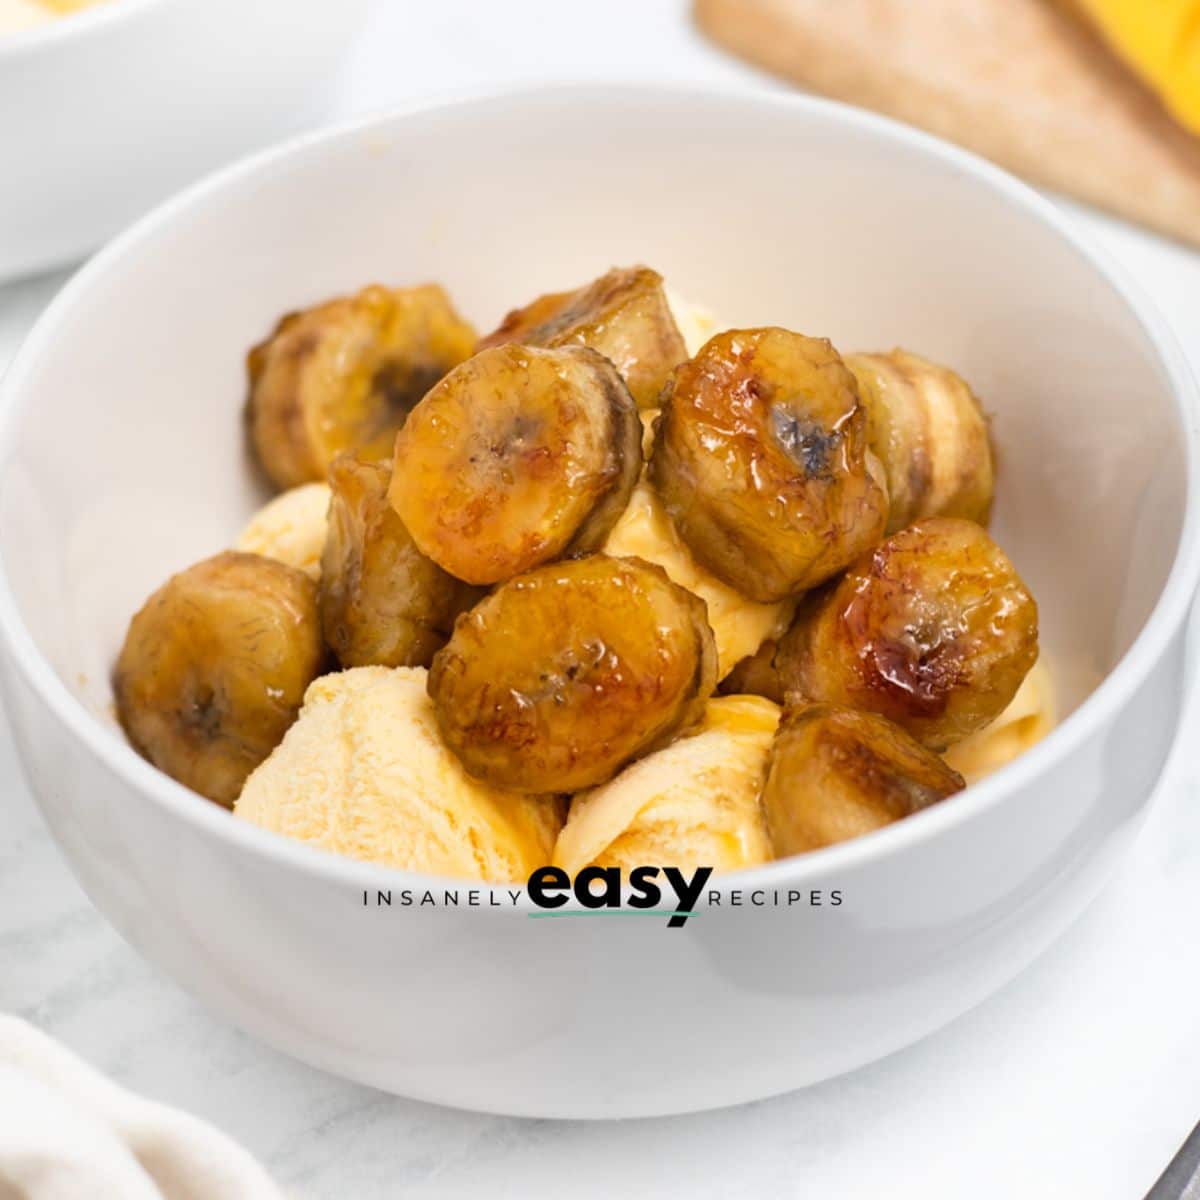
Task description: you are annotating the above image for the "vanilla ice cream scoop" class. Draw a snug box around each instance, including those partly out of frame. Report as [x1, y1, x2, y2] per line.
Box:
[944, 658, 1055, 785]
[235, 666, 563, 881]
[665, 290, 719, 357]
[234, 482, 331, 581]
[554, 695, 779, 875]
[604, 479, 794, 679]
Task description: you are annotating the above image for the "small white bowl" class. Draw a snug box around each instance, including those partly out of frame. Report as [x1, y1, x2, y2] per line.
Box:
[0, 0, 371, 282]
[0, 87, 1196, 1118]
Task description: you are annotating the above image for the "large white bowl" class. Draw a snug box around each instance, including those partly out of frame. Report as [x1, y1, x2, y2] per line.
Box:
[0, 0, 371, 282]
[0, 87, 1196, 1118]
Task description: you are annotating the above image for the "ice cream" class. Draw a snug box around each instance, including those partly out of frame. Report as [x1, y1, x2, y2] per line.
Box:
[604, 478, 794, 679]
[554, 695, 780, 875]
[235, 666, 564, 880]
[235, 482, 330, 581]
[666, 290, 719, 357]
[944, 658, 1055, 785]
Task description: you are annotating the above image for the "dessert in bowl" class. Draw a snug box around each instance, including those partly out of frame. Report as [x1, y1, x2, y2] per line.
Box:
[113, 264, 1047, 875]
[0, 87, 1195, 1117]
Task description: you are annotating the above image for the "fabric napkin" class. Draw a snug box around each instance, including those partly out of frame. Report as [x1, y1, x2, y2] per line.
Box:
[0, 1015, 283, 1199]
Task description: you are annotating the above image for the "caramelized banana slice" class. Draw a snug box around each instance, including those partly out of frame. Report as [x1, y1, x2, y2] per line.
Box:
[776, 518, 1039, 749]
[763, 703, 965, 857]
[477, 266, 687, 408]
[847, 349, 994, 534]
[114, 551, 324, 806]
[390, 344, 641, 585]
[321, 455, 480, 668]
[247, 283, 477, 490]
[650, 328, 889, 602]
[428, 554, 717, 792]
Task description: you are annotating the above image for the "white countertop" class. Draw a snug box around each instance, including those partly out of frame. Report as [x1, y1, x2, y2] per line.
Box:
[3, 3, 1200, 1196]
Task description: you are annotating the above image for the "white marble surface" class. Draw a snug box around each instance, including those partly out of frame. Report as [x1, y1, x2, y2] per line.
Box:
[4, 2, 1200, 1196]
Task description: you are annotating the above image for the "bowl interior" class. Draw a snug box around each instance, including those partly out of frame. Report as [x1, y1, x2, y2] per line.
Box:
[0, 89, 1187, 774]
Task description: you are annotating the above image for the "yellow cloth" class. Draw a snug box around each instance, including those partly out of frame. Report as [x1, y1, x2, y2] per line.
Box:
[1076, 0, 1200, 133]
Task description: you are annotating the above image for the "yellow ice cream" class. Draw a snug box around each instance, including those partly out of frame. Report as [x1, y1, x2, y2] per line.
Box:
[944, 658, 1056, 785]
[665, 290, 719, 357]
[235, 666, 563, 881]
[604, 477, 794, 679]
[235, 482, 330, 581]
[554, 695, 779, 875]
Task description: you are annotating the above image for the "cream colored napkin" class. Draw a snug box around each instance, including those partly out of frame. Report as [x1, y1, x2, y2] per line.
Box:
[0, 1015, 283, 1199]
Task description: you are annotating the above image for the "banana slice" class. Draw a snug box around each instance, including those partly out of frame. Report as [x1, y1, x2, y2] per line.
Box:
[428, 554, 718, 792]
[477, 265, 688, 408]
[321, 454, 480, 669]
[554, 695, 778, 875]
[389, 343, 641, 585]
[763, 703, 965, 857]
[234, 482, 331, 580]
[114, 551, 325, 806]
[776, 517, 1039, 750]
[246, 283, 477, 490]
[650, 328, 889, 602]
[847, 349, 994, 534]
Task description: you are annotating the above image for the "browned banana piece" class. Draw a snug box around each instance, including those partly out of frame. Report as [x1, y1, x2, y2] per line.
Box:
[114, 551, 325, 806]
[320, 455, 480, 669]
[762, 703, 965, 857]
[776, 517, 1038, 750]
[649, 327, 890, 602]
[846, 349, 994, 534]
[477, 265, 688, 408]
[427, 554, 717, 792]
[389, 343, 641, 585]
[247, 283, 477, 490]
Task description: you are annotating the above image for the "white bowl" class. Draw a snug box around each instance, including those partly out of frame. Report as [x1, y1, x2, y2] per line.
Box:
[0, 86, 1196, 1118]
[0, 0, 371, 282]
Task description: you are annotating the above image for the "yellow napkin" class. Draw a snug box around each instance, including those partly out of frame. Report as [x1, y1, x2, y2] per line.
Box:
[1076, 0, 1200, 133]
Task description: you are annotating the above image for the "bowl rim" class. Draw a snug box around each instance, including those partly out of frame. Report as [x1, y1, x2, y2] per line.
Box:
[0, 0, 170, 58]
[1, 82, 1197, 902]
